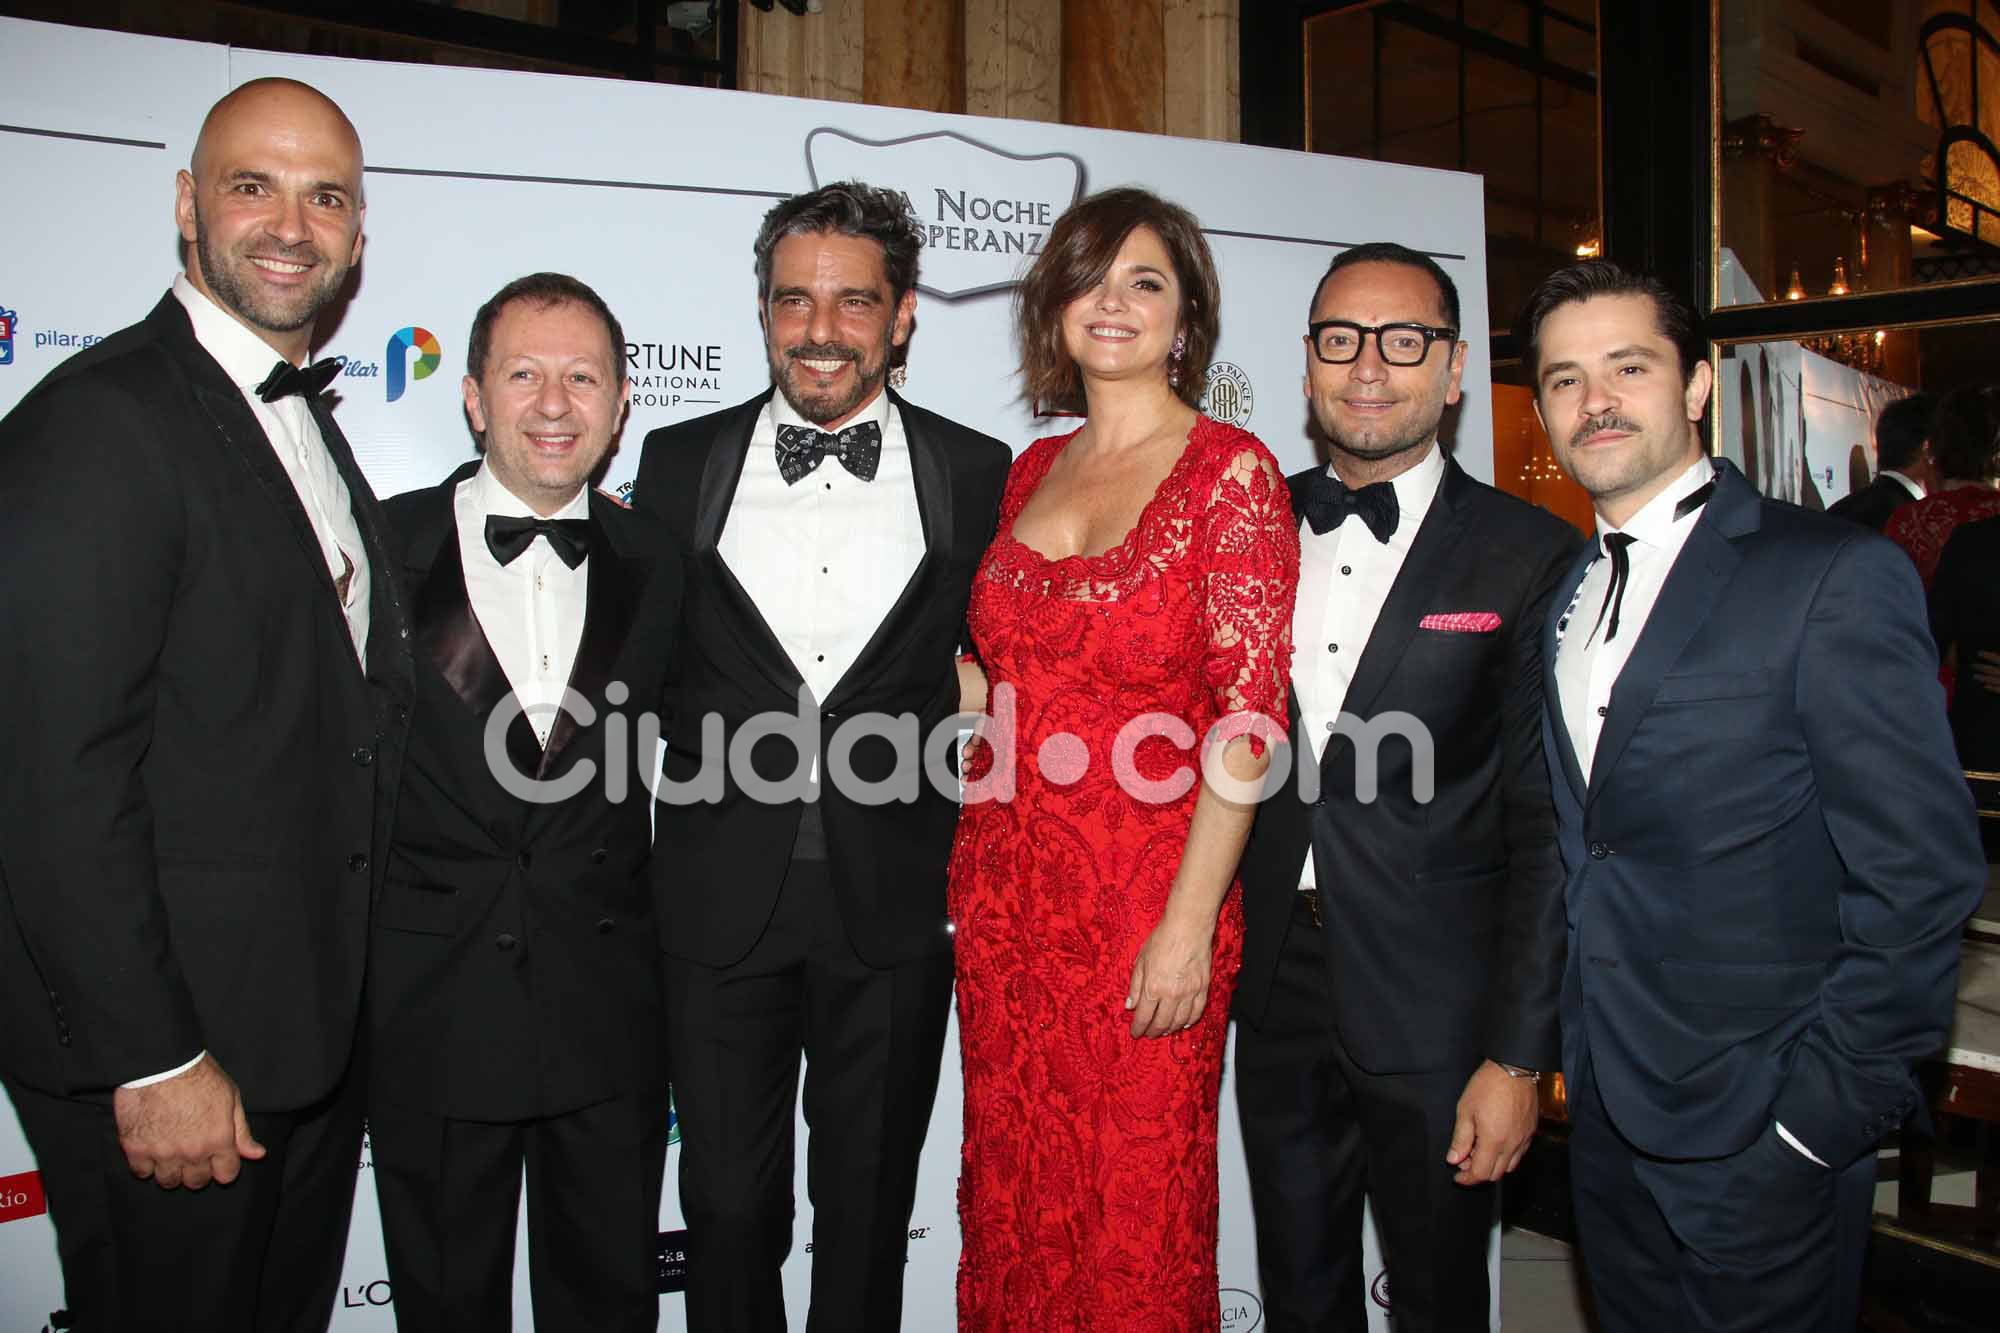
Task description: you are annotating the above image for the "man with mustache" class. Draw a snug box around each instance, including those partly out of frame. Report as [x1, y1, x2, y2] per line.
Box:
[0, 80, 412, 1329]
[634, 181, 1010, 1332]
[1234, 242, 1578, 1331]
[1526, 260, 1983, 1332]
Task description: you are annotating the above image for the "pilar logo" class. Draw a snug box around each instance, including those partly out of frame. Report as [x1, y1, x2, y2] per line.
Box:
[386, 325, 442, 402]
[0, 306, 17, 366]
[805, 128, 1084, 300]
[0, 1168, 47, 1223]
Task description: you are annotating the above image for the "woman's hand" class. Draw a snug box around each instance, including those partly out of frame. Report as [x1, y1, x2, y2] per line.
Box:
[1126, 910, 1216, 1038]
[957, 655, 990, 715]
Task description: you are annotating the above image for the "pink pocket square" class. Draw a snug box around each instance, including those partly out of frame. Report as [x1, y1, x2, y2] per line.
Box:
[1419, 611, 1502, 632]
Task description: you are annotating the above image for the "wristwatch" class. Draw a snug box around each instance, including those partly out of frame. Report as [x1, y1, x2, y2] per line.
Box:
[1497, 1062, 1541, 1084]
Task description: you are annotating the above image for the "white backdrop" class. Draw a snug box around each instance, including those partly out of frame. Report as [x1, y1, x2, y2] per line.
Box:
[0, 17, 1498, 1330]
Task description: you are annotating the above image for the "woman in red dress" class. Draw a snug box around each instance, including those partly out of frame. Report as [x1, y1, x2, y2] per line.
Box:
[949, 188, 1299, 1331]
[1884, 383, 2000, 588]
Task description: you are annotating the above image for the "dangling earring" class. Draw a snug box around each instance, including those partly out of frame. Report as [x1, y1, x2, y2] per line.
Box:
[1168, 332, 1187, 390]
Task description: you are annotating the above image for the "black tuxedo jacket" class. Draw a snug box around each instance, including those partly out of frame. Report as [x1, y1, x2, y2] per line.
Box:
[0, 293, 414, 1109]
[367, 464, 683, 1121]
[1826, 472, 1917, 532]
[1237, 454, 1579, 1076]
[633, 389, 1010, 969]
[1543, 460, 1985, 1167]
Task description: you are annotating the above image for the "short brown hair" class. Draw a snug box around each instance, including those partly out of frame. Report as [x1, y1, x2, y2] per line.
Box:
[466, 271, 627, 386]
[1015, 187, 1220, 412]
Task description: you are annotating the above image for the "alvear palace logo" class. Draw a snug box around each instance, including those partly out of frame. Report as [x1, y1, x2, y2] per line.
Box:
[806, 129, 1084, 299]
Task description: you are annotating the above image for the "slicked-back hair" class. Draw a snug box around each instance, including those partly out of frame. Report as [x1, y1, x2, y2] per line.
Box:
[466, 271, 627, 387]
[1873, 392, 1936, 472]
[1519, 259, 1704, 385]
[1015, 187, 1221, 412]
[1927, 383, 2000, 482]
[752, 180, 923, 308]
[1311, 241, 1461, 331]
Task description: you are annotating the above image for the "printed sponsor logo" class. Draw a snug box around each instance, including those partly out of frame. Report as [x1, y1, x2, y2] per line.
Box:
[1370, 1268, 1392, 1310]
[1219, 1287, 1264, 1332]
[0, 306, 16, 365]
[340, 1278, 393, 1308]
[386, 325, 442, 402]
[658, 1227, 691, 1293]
[0, 1169, 47, 1223]
[625, 338, 725, 410]
[1201, 362, 1255, 427]
[805, 128, 1084, 299]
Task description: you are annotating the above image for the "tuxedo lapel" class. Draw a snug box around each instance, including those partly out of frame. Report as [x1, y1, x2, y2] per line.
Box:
[1586, 468, 1754, 802]
[540, 498, 646, 775]
[824, 391, 953, 710]
[694, 392, 807, 699]
[1320, 457, 1472, 774]
[1543, 543, 1593, 801]
[406, 489, 542, 781]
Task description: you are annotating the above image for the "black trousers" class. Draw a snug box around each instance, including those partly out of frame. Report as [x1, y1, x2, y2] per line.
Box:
[3, 1065, 363, 1333]
[368, 1090, 668, 1332]
[1235, 897, 1496, 1333]
[663, 853, 953, 1333]
[1568, 1061, 1876, 1333]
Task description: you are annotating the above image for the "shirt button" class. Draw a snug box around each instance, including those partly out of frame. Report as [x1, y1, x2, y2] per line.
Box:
[817, 654, 826, 662]
[1327, 643, 1338, 654]
[1596, 705, 1608, 717]
[1341, 565, 1352, 576]
[822, 566, 829, 574]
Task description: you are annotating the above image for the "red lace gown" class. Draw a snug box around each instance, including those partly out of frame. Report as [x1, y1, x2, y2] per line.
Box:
[950, 417, 1298, 1331]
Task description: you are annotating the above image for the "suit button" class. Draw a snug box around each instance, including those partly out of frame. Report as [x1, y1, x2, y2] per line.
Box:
[352, 746, 374, 767]
[517, 850, 533, 870]
[597, 918, 616, 934]
[348, 852, 369, 873]
[495, 933, 518, 951]
[589, 848, 609, 865]
[1588, 842, 1609, 860]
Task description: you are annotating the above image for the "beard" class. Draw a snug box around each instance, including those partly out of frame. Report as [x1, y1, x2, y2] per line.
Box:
[1322, 399, 1446, 464]
[770, 333, 891, 427]
[193, 204, 346, 337]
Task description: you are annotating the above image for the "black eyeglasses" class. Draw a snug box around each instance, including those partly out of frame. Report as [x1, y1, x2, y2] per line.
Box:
[1305, 320, 1459, 366]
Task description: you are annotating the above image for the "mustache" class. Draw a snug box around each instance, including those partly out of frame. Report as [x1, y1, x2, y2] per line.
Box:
[1570, 412, 1642, 447]
[786, 342, 863, 364]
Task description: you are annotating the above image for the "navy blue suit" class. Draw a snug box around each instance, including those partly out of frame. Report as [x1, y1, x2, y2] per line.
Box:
[1542, 459, 1984, 1331]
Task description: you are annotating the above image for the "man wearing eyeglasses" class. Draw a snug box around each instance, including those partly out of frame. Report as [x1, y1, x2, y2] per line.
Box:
[1234, 242, 1581, 1331]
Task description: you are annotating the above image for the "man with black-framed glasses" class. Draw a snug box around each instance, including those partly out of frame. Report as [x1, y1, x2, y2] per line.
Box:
[1235, 241, 1580, 1331]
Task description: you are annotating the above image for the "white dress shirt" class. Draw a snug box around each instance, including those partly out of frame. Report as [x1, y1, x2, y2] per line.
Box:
[1881, 469, 1925, 501]
[456, 463, 592, 745]
[128, 279, 375, 1092]
[1553, 455, 1827, 1166]
[172, 275, 369, 669]
[717, 390, 925, 704]
[1291, 443, 1445, 891]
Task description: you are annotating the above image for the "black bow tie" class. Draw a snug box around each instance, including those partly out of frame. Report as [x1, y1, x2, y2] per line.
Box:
[484, 514, 595, 569]
[1304, 471, 1399, 542]
[775, 420, 883, 486]
[256, 357, 344, 403]
[1591, 478, 1717, 645]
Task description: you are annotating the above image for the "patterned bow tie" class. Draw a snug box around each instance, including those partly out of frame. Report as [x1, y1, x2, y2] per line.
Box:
[484, 514, 595, 569]
[1303, 471, 1399, 542]
[256, 357, 345, 403]
[775, 420, 883, 486]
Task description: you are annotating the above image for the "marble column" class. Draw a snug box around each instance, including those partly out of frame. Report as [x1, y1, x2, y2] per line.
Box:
[865, 0, 966, 112]
[1164, 0, 1238, 142]
[1062, 0, 1166, 134]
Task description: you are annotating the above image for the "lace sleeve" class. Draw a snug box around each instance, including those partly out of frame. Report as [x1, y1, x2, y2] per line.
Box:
[1198, 439, 1298, 752]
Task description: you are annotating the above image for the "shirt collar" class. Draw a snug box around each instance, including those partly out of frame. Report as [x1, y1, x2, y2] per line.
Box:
[1881, 469, 1925, 500]
[770, 385, 893, 434]
[470, 459, 591, 521]
[172, 273, 310, 391]
[1599, 455, 1715, 551]
[1321, 438, 1446, 512]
